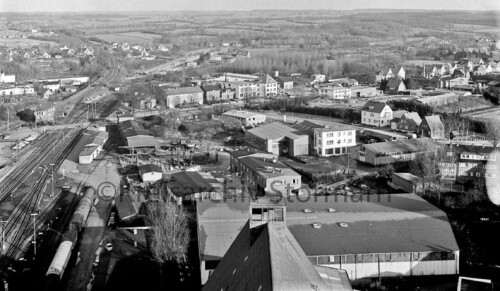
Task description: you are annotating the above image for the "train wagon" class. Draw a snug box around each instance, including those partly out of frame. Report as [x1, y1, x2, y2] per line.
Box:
[70, 187, 95, 231]
[46, 240, 74, 279]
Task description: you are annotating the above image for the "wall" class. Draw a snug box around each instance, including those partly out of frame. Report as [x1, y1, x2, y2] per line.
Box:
[289, 135, 309, 157]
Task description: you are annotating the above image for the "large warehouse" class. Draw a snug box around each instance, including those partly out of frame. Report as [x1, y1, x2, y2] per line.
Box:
[118, 120, 156, 148]
[245, 122, 309, 157]
[196, 194, 460, 284]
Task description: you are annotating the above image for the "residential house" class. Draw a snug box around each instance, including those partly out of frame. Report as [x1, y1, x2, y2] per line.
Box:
[138, 164, 163, 183]
[224, 81, 260, 99]
[311, 74, 326, 84]
[163, 86, 204, 108]
[201, 84, 222, 103]
[354, 138, 439, 166]
[454, 145, 497, 184]
[257, 74, 278, 97]
[396, 112, 422, 132]
[313, 125, 356, 157]
[34, 104, 55, 123]
[245, 122, 309, 157]
[39, 89, 54, 99]
[274, 76, 294, 90]
[474, 65, 487, 75]
[221, 110, 266, 127]
[361, 101, 393, 127]
[418, 115, 445, 139]
[197, 194, 459, 284]
[390, 110, 409, 130]
[41, 80, 61, 92]
[386, 79, 407, 93]
[220, 86, 235, 100]
[376, 66, 405, 83]
[121, 43, 130, 51]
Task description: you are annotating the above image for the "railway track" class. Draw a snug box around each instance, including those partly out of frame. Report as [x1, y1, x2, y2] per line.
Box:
[65, 54, 120, 124]
[0, 128, 76, 205]
[0, 126, 84, 271]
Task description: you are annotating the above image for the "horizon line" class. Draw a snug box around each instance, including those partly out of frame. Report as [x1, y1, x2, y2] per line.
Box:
[1, 8, 500, 13]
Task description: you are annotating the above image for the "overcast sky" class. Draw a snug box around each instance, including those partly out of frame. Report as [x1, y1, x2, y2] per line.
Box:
[1, 0, 499, 12]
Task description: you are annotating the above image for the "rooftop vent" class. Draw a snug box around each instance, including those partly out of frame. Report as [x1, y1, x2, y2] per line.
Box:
[328, 208, 336, 213]
[312, 223, 321, 229]
[338, 222, 349, 228]
[304, 209, 312, 213]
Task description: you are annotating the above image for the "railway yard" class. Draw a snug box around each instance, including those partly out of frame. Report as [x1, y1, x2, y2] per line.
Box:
[0, 54, 122, 290]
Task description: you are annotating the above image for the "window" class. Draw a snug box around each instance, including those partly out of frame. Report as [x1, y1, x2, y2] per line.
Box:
[252, 208, 262, 221]
[476, 172, 481, 177]
[348, 139, 352, 143]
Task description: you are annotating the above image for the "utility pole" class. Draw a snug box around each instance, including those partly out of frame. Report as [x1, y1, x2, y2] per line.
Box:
[30, 213, 38, 258]
[50, 163, 55, 198]
[0, 220, 8, 255]
[7, 108, 9, 132]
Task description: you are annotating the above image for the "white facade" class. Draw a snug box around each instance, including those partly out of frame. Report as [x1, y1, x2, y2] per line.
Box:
[141, 171, 162, 183]
[0, 72, 15, 83]
[259, 82, 278, 96]
[221, 111, 266, 127]
[314, 129, 356, 157]
[319, 87, 352, 99]
[316, 250, 459, 281]
[362, 105, 393, 127]
[225, 82, 260, 99]
[0, 85, 35, 96]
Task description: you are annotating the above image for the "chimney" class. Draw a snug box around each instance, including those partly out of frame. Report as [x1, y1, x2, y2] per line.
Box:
[283, 115, 286, 122]
[275, 71, 279, 77]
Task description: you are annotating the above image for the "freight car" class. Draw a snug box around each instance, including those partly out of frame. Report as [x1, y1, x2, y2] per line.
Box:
[45, 187, 95, 288]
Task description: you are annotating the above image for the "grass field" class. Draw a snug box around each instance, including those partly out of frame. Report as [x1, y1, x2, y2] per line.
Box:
[468, 107, 500, 123]
[0, 38, 57, 48]
[93, 32, 161, 45]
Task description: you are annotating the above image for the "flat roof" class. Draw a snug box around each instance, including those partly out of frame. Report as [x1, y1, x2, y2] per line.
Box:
[363, 138, 438, 154]
[197, 194, 459, 260]
[222, 110, 264, 119]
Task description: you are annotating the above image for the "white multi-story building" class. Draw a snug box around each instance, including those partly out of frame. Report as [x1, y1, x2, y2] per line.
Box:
[257, 74, 278, 97]
[224, 81, 260, 99]
[318, 86, 352, 99]
[314, 127, 356, 156]
[361, 101, 393, 127]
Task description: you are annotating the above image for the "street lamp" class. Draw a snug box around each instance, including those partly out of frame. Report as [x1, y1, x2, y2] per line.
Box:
[30, 213, 38, 258]
[0, 220, 8, 255]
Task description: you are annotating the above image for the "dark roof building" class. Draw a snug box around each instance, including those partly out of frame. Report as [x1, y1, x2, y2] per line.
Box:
[203, 221, 353, 291]
[197, 194, 460, 284]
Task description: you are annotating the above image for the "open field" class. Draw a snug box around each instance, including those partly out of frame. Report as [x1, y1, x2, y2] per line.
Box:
[0, 38, 57, 48]
[93, 32, 161, 45]
[467, 107, 500, 123]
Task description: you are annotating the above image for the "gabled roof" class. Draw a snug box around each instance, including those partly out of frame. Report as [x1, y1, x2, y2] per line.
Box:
[246, 122, 308, 140]
[257, 74, 277, 84]
[422, 115, 444, 132]
[200, 84, 222, 92]
[138, 164, 162, 174]
[392, 110, 409, 119]
[197, 193, 460, 264]
[387, 79, 403, 89]
[401, 112, 422, 125]
[361, 101, 389, 113]
[203, 221, 352, 291]
[168, 171, 214, 197]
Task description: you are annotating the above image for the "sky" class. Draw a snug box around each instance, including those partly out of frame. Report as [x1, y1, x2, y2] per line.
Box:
[1, 0, 500, 12]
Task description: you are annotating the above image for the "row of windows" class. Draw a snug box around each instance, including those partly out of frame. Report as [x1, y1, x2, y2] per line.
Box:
[309, 252, 455, 265]
[458, 170, 496, 178]
[325, 131, 353, 137]
[459, 163, 497, 169]
[461, 154, 496, 161]
[326, 139, 353, 145]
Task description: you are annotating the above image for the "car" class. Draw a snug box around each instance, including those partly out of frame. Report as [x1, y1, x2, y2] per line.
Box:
[105, 243, 113, 251]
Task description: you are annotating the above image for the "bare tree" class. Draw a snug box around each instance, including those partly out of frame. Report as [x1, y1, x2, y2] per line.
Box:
[410, 144, 457, 200]
[483, 121, 500, 147]
[147, 198, 190, 265]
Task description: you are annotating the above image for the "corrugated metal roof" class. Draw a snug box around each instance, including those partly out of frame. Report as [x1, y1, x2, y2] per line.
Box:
[222, 110, 264, 119]
[363, 138, 437, 154]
